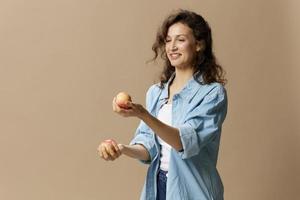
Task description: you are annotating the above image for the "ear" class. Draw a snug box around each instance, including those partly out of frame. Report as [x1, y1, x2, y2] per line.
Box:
[196, 40, 205, 52]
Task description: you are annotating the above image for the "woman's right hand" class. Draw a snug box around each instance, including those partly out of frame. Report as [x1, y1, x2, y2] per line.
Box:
[97, 139, 122, 161]
[112, 97, 148, 119]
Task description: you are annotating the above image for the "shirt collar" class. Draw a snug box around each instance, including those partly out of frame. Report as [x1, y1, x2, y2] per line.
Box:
[159, 70, 203, 101]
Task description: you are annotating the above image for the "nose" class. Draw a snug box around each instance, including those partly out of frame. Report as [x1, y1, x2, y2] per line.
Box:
[171, 45, 178, 51]
[170, 41, 178, 51]
[166, 39, 178, 52]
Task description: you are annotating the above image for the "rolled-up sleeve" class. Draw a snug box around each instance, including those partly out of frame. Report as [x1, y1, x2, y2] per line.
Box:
[129, 85, 158, 164]
[130, 121, 157, 164]
[177, 85, 228, 159]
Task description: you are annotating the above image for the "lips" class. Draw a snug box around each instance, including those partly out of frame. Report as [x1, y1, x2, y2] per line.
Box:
[169, 53, 181, 60]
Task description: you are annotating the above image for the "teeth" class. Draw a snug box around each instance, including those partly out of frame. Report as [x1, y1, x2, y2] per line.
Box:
[170, 54, 180, 59]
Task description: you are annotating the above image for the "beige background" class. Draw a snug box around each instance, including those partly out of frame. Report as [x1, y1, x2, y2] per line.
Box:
[0, 0, 299, 199]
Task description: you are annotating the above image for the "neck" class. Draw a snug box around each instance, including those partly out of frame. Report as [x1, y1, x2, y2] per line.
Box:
[172, 67, 195, 88]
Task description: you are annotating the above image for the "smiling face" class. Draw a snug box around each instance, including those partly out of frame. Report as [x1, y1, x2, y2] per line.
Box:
[165, 22, 201, 69]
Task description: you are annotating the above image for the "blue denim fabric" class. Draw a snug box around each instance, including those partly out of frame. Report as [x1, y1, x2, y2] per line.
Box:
[156, 170, 167, 200]
[130, 72, 227, 200]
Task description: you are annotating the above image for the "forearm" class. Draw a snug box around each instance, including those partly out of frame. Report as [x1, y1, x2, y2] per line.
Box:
[120, 144, 150, 161]
[139, 112, 183, 151]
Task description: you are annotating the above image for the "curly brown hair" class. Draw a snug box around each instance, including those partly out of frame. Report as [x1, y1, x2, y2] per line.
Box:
[150, 9, 227, 88]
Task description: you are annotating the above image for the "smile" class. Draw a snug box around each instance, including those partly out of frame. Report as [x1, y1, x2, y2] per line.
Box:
[169, 53, 181, 59]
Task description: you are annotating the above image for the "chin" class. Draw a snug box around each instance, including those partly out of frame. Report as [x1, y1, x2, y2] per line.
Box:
[172, 63, 188, 69]
[170, 61, 183, 67]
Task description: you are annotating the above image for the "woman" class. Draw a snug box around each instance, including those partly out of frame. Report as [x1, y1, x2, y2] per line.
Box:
[98, 9, 227, 200]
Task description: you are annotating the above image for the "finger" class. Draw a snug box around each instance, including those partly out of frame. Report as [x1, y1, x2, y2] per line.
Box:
[125, 101, 133, 109]
[121, 109, 134, 117]
[98, 148, 103, 158]
[104, 139, 119, 156]
[97, 144, 103, 155]
[113, 97, 123, 113]
[110, 140, 121, 156]
[103, 142, 116, 160]
[97, 144, 101, 152]
[112, 97, 117, 111]
[114, 103, 123, 113]
[113, 97, 120, 108]
[114, 107, 128, 116]
[105, 139, 118, 147]
[101, 144, 110, 160]
[105, 144, 117, 159]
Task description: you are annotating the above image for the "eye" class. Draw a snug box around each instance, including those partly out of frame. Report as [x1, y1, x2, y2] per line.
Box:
[165, 39, 171, 43]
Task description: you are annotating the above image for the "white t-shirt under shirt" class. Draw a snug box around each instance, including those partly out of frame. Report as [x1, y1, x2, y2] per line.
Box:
[156, 103, 172, 172]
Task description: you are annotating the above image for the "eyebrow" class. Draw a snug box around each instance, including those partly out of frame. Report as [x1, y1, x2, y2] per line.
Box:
[166, 34, 188, 38]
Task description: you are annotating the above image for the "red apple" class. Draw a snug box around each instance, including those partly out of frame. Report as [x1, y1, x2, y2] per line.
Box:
[115, 92, 132, 109]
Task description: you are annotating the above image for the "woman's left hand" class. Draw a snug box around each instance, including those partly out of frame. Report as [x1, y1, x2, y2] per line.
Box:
[112, 97, 148, 119]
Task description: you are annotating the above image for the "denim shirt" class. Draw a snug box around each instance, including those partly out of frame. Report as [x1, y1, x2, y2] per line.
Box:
[130, 72, 228, 200]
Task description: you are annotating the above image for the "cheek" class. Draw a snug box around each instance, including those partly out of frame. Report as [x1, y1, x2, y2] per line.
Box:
[180, 43, 195, 53]
[183, 47, 198, 64]
[178, 42, 188, 49]
[182, 46, 196, 60]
